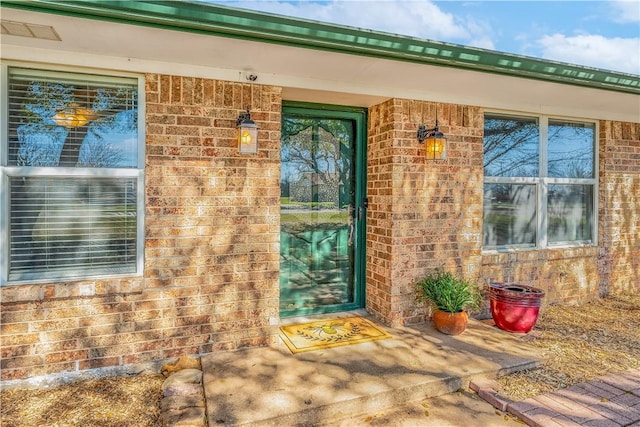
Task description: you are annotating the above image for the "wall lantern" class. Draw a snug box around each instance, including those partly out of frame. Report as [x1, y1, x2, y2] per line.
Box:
[236, 108, 259, 154]
[52, 103, 98, 128]
[417, 120, 447, 160]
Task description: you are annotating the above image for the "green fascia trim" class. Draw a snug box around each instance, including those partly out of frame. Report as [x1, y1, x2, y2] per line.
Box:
[3, 0, 639, 95]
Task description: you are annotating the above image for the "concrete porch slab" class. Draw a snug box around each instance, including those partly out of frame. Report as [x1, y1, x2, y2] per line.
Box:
[201, 315, 543, 426]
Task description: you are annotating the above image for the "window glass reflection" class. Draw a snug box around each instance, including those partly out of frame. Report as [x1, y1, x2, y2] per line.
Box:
[483, 184, 536, 247]
[548, 120, 594, 178]
[484, 115, 539, 177]
[8, 70, 138, 168]
[548, 184, 593, 243]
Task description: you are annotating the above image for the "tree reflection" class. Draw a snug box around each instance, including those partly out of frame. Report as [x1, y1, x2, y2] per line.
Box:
[548, 120, 594, 178]
[483, 115, 539, 177]
[484, 115, 594, 178]
[279, 116, 356, 312]
[10, 80, 136, 168]
[483, 184, 536, 247]
[281, 118, 353, 209]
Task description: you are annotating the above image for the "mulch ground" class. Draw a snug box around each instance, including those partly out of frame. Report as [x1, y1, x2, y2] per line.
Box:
[1, 294, 638, 425]
[0, 374, 164, 427]
[497, 293, 640, 400]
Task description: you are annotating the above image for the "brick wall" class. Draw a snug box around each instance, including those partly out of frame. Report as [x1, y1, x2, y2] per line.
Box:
[366, 99, 484, 326]
[0, 75, 282, 381]
[598, 121, 640, 295]
[365, 100, 395, 325]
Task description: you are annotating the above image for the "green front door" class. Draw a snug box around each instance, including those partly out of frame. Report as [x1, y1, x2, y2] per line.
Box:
[280, 103, 367, 317]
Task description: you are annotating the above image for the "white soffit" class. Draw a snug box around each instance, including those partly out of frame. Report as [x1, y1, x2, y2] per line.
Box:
[1, 8, 638, 122]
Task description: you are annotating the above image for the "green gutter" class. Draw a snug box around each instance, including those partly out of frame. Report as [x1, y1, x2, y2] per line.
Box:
[3, 0, 639, 95]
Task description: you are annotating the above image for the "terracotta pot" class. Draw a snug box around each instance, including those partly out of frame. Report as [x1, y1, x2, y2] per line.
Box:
[432, 309, 468, 335]
[489, 283, 545, 333]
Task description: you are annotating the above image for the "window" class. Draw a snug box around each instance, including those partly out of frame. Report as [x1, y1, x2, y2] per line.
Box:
[1, 66, 144, 284]
[483, 113, 596, 250]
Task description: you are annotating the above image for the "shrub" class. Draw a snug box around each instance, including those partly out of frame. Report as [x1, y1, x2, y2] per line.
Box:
[416, 270, 482, 313]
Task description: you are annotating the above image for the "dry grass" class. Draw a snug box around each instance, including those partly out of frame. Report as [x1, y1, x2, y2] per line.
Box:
[497, 293, 640, 400]
[0, 374, 164, 427]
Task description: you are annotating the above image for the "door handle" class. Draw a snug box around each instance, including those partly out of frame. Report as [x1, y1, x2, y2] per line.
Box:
[348, 205, 355, 247]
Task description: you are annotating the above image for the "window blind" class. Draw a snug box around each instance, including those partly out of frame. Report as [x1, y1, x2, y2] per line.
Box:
[9, 176, 138, 282]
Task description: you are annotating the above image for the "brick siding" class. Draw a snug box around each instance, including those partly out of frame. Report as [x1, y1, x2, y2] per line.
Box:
[598, 121, 640, 295]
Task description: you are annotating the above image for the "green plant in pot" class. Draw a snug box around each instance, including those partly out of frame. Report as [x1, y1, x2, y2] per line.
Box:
[416, 270, 482, 335]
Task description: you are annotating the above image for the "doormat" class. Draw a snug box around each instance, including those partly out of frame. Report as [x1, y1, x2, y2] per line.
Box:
[279, 316, 392, 354]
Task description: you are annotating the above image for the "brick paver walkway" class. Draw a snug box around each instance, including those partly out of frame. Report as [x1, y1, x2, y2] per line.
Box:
[473, 369, 640, 427]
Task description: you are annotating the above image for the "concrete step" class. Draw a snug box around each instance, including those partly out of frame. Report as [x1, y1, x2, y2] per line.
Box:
[201, 317, 543, 426]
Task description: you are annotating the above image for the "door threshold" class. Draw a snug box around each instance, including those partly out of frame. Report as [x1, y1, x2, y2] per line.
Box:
[278, 308, 370, 326]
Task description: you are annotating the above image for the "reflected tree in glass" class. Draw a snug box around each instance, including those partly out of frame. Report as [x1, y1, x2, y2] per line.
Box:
[10, 80, 137, 168]
[484, 115, 539, 177]
[548, 120, 594, 178]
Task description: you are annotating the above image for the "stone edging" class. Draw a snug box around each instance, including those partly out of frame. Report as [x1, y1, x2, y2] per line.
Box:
[158, 357, 207, 427]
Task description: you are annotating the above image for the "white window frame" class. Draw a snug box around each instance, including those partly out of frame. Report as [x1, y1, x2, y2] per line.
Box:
[482, 111, 598, 252]
[0, 62, 145, 285]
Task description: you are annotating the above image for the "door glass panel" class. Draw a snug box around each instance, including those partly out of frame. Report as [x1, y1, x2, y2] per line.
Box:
[280, 116, 355, 314]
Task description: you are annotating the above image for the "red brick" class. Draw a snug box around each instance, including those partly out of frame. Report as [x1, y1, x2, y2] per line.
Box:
[34, 339, 79, 354]
[45, 350, 89, 364]
[477, 388, 510, 412]
[78, 356, 121, 370]
[510, 406, 575, 427]
[0, 322, 29, 335]
[0, 345, 31, 358]
[1, 355, 44, 370]
[1, 333, 40, 346]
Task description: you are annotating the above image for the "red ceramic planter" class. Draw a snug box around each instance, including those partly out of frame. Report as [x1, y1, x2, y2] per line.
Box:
[489, 283, 545, 333]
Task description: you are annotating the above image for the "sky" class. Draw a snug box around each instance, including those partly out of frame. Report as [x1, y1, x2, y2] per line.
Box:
[209, 0, 640, 75]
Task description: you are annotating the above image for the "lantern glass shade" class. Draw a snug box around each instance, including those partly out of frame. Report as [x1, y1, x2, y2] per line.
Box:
[52, 104, 98, 128]
[425, 134, 446, 159]
[238, 124, 258, 154]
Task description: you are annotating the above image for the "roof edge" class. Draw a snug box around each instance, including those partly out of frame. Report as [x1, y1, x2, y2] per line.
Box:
[2, 0, 639, 95]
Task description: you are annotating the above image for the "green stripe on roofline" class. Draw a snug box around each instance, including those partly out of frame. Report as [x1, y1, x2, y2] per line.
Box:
[3, 0, 639, 95]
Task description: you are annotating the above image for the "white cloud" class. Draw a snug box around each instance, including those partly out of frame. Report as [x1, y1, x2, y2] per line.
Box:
[608, 0, 640, 24]
[538, 33, 640, 75]
[229, 1, 471, 40]
[460, 16, 496, 50]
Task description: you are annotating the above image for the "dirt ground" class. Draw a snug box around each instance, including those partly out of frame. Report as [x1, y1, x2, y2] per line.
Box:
[1, 294, 639, 426]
